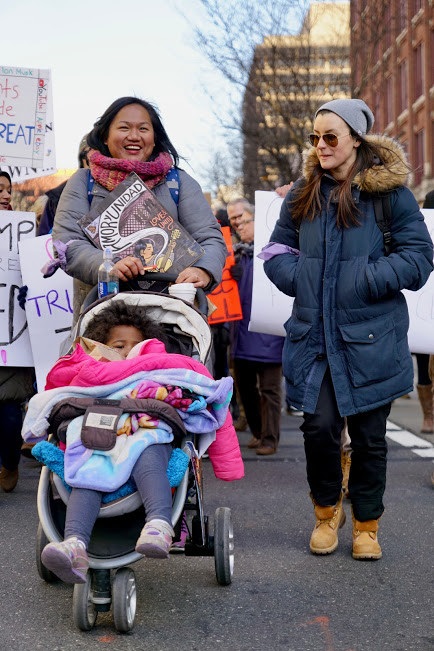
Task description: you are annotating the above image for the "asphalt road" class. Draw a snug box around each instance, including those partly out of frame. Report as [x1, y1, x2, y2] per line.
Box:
[0, 396, 433, 651]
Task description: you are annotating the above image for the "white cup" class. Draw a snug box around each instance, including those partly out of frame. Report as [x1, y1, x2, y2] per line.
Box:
[168, 282, 197, 303]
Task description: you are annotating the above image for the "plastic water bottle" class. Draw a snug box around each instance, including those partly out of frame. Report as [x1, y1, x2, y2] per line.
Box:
[98, 247, 119, 298]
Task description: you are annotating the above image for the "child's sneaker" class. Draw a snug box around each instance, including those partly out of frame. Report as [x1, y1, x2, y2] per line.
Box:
[41, 536, 89, 583]
[135, 519, 174, 558]
[171, 512, 189, 552]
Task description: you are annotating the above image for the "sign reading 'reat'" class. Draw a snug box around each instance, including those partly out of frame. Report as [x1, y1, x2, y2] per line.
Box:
[0, 65, 55, 169]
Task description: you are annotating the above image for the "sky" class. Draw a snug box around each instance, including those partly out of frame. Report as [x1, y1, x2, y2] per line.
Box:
[1, 0, 229, 190]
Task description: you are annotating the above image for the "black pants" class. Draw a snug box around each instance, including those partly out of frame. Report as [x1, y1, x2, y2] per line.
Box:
[0, 401, 23, 471]
[233, 359, 282, 449]
[301, 368, 390, 521]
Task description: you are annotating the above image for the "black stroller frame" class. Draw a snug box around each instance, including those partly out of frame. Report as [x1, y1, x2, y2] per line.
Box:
[35, 275, 235, 633]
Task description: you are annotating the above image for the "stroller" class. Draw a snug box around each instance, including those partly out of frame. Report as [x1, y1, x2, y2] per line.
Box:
[33, 277, 235, 633]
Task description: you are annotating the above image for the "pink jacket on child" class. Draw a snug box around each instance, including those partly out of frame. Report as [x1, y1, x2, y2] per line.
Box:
[46, 339, 244, 481]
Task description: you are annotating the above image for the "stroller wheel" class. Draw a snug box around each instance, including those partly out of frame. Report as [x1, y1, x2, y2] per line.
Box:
[112, 567, 137, 633]
[214, 507, 234, 586]
[36, 523, 58, 584]
[73, 572, 98, 631]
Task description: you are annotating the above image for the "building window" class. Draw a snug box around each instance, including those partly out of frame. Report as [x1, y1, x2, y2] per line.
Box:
[413, 42, 424, 98]
[414, 130, 424, 186]
[398, 60, 407, 114]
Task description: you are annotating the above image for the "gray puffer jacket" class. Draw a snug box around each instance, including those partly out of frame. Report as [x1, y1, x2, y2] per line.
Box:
[52, 168, 227, 319]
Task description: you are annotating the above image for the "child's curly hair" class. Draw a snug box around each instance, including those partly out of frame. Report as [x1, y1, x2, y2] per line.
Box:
[83, 300, 167, 345]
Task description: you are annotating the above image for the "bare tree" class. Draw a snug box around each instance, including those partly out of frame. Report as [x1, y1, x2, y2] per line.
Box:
[185, 0, 351, 200]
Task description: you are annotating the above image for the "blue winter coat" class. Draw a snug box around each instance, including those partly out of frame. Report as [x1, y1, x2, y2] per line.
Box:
[231, 243, 284, 363]
[263, 135, 433, 416]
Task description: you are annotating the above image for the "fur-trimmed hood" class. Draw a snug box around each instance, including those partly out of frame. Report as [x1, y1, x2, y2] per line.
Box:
[302, 134, 409, 194]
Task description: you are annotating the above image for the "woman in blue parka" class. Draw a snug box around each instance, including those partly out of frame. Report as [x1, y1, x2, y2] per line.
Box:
[261, 99, 433, 560]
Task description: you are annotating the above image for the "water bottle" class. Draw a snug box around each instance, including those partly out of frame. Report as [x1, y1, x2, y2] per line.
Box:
[98, 247, 119, 298]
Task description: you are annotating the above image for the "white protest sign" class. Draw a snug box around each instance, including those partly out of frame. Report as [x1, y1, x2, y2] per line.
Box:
[251, 191, 291, 336]
[251, 192, 434, 353]
[0, 210, 36, 366]
[0, 65, 55, 169]
[403, 209, 434, 353]
[19, 235, 73, 391]
[0, 210, 36, 252]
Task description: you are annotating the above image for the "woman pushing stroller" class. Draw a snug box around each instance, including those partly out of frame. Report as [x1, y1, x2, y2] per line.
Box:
[22, 299, 244, 584]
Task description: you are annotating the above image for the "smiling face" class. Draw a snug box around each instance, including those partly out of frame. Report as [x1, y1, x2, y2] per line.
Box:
[0, 175, 12, 210]
[105, 103, 155, 162]
[227, 202, 248, 232]
[105, 325, 144, 359]
[312, 112, 360, 181]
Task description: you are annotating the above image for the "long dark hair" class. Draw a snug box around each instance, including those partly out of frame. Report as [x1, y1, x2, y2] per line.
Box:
[291, 134, 399, 228]
[86, 96, 180, 165]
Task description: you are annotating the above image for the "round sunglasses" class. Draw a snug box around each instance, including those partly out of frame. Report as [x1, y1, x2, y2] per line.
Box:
[308, 132, 352, 148]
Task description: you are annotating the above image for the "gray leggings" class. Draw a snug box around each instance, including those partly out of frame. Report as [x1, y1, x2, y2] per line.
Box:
[64, 443, 173, 547]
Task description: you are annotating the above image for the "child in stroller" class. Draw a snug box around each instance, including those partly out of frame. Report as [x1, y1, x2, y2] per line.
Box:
[24, 296, 244, 587]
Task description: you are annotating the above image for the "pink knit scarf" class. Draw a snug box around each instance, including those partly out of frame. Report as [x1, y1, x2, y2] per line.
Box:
[88, 150, 173, 192]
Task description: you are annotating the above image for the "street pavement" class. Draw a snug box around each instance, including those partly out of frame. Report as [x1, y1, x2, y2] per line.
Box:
[0, 388, 433, 650]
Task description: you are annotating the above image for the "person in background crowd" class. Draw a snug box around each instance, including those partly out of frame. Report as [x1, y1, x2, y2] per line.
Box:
[0, 171, 35, 491]
[230, 203, 284, 455]
[210, 207, 231, 381]
[262, 98, 433, 559]
[418, 190, 434, 438]
[51, 96, 227, 322]
[37, 135, 90, 237]
[227, 198, 252, 244]
[225, 198, 256, 431]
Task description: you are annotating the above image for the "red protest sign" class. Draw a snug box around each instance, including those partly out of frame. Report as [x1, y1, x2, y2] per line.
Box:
[208, 226, 242, 325]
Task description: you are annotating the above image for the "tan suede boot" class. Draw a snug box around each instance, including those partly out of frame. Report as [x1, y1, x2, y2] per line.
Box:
[416, 384, 433, 433]
[352, 515, 382, 560]
[310, 492, 346, 554]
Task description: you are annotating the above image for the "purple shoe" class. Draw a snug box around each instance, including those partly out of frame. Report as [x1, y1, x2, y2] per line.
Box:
[135, 519, 174, 558]
[171, 512, 189, 552]
[41, 537, 89, 583]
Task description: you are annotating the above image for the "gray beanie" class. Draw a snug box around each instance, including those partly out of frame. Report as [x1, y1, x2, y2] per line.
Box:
[315, 98, 374, 136]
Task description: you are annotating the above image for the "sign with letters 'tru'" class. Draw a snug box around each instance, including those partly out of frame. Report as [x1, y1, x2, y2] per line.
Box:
[0, 65, 54, 168]
[19, 235, 73, 391]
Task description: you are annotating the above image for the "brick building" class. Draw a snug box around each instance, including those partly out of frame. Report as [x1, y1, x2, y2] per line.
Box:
[351, 0, 433, 200]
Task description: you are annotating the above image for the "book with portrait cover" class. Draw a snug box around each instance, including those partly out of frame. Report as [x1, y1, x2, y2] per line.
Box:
[78, 172, 204, 289]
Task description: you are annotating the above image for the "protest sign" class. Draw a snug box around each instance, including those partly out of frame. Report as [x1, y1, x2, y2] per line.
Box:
[250, 192, 292, 337]
[0, 210, 36, 366]
[251, 192, 434, 353]
[19, 235, 73, 391]
[0, 65, 55, 169]
[0, 210, 35, 253]
[79, 172, 203, 292]
[208, 226, 242, 325]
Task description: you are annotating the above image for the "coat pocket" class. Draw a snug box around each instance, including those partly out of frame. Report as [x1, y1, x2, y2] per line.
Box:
[338, 317, 400, 387]
[283, 318, 313, 385]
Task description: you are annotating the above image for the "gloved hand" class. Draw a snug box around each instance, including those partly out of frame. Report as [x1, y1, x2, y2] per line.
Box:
[229, 263, 243, 282]
[17, 285, 28, 310]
